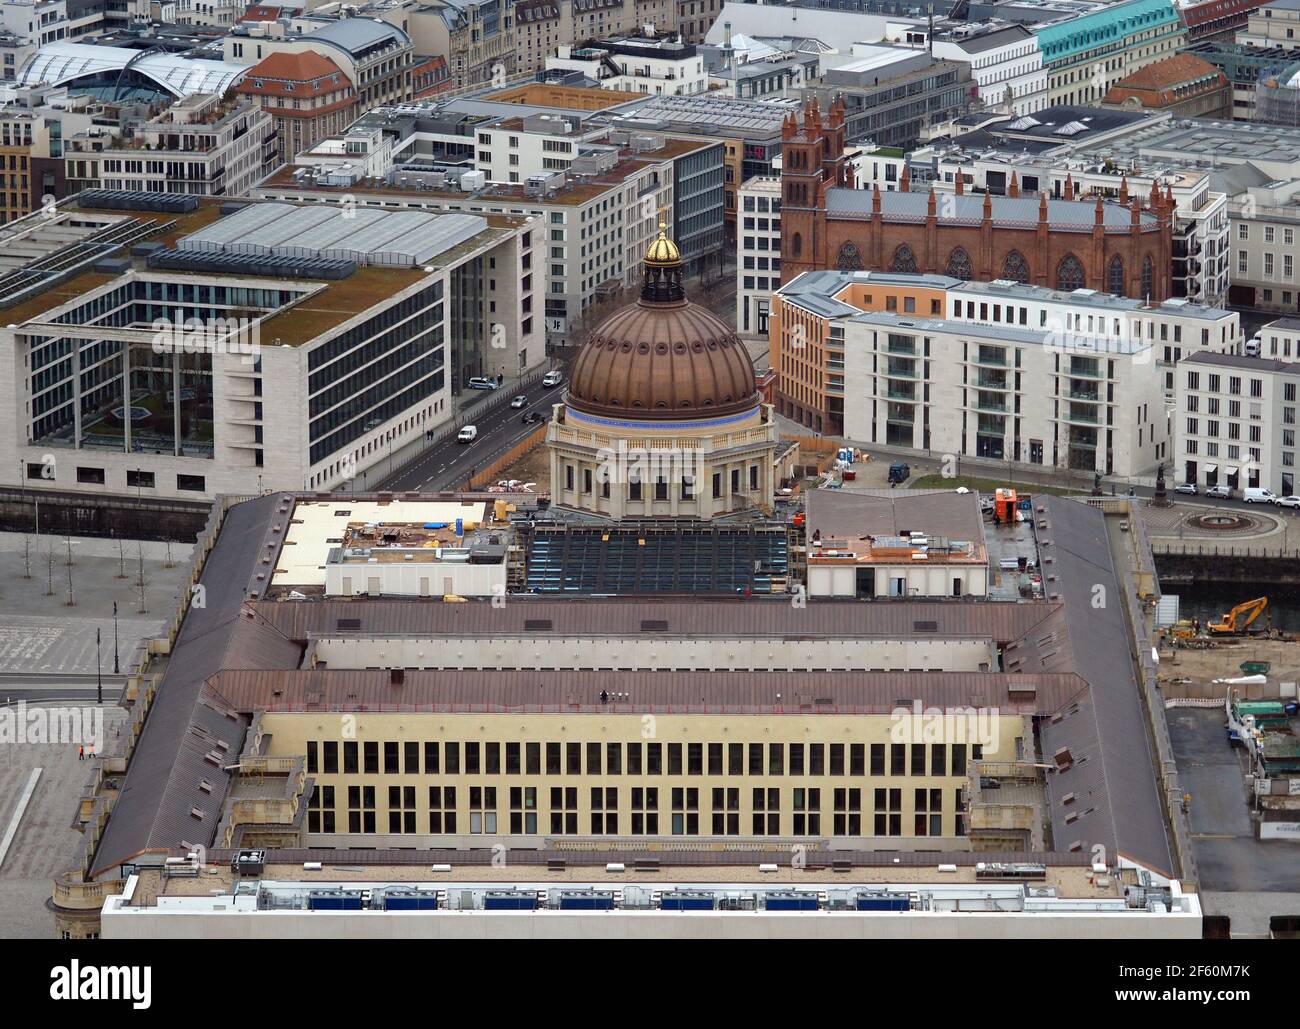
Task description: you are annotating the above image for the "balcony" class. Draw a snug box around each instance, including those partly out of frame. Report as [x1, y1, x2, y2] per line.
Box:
[1066, 385, 1099, 401]
[885, 360, 919, 379]
[885, 385, 917, 401]
[973, 395, 1008, 413]
[886, 335, 917, 356]
[972, 349, 1007, 367]
[1068, 359, 1102, 378]
[975, 374, 1008, 390]
[1063, 405, 1100, 425]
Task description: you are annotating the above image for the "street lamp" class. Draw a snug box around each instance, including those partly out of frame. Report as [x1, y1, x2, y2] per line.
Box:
[112, 601, 119, 675]
[96, 626, 102, 706]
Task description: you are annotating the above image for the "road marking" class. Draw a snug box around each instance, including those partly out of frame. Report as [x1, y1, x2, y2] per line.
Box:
[0, 767, 41, 869]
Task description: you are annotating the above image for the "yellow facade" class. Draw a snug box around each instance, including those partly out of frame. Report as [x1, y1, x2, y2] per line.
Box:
[264, 711, 1026, 844]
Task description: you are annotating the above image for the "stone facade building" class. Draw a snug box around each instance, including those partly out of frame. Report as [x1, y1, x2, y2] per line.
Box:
[777, 96, 1175, 301]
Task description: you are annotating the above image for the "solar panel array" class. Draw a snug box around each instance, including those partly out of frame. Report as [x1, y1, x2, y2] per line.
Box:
[147, 248, 357, 280]
[76, 190, 200, 214]
[524, 525, 789, 595]
[177, 202, 488, 268]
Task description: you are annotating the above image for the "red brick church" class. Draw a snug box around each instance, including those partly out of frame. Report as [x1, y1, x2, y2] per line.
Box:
[779, 97, 1174, 300]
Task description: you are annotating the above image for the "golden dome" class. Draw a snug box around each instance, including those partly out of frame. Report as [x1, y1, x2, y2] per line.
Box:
[644, 221, 681, 267]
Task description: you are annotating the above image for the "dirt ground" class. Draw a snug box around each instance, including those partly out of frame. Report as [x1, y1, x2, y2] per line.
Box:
[1159, 637, 1300, 692]
[486, 443, 551, 492]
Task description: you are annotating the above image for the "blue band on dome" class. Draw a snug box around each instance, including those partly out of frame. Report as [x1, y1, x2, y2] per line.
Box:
[566, 404, 760, 432]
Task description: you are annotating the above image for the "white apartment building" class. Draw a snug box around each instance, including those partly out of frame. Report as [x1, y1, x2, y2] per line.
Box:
[63, 94, 275, 199]
[547, 36, 707, 95]
[0, 196, 539, 501]
[774, 269, 1241, 476]
[735, 175, 781, 341]
[1256, 315, 1300, 358]
[886, 21, 1049, 116]
[472, 113, 607, 183]
[173, 0, 243, 26]
[1238, 0, 1300, 48]
[1230, 186, 1300, 315]
[1175, 350, 1300, 496]
[1, 0, 68, 46]
[837, 310, 1167, 477]
[946, 278, 1241, 397]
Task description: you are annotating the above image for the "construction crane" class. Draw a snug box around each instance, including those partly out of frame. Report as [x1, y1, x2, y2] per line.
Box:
[1209, 597, 1271, 636]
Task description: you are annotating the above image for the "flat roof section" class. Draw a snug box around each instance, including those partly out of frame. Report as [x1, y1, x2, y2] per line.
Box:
[271, 498, 493, 589]
[806, 488, 985, 543]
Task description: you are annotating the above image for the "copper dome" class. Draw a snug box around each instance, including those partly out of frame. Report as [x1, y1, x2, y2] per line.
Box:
[566, 228, 759, 421]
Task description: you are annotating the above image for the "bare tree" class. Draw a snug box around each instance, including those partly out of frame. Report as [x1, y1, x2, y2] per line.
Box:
[65, 558, 75, 607]
[22, 536, 31, 580]
[117, 537, 127, 580]
[45, 545, 55, 597]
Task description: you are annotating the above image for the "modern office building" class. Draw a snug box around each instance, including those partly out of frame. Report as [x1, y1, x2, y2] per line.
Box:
[0, 193, 539, 501]
[61, 93, 276, 199]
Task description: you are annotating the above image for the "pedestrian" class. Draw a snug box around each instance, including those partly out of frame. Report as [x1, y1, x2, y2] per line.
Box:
[78, 744, 84, 761]
[88, 743, 95, 759]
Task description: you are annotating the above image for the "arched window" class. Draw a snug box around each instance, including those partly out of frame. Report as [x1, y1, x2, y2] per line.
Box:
[1056, 254, 1086, 291]
[1141, 254, 1153, 299]
[1107, 254, 1125, 295]
[791, 232, 802, 258]
[890, 244, 917, 274]
[945, 247, 973, 280]
[836, 241, 863, 271]
[1001, 250, 1030, 284]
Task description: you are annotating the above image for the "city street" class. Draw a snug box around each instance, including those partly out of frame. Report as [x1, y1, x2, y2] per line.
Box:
[379, 382, 563, 492]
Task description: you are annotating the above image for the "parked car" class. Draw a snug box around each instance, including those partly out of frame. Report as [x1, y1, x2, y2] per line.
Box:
[1276, 495, 1300, 509]
[467, 377, 499, 391]
[509, 395, 528, 409]
[521, 411, 543, 425]
[1173, 483, 1197, 495]
[457, 425, 478, 443]
[1205, 485, 1231, 499]
[542, 370, 563, 387]
[1243, 487, 1277, 504]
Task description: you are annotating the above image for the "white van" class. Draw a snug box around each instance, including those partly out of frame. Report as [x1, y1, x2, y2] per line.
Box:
[457, 425, 478, 444]
[1243, 487, 1276, 504]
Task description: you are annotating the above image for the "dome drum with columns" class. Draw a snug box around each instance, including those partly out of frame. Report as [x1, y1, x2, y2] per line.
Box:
[547, 224, 780, 521]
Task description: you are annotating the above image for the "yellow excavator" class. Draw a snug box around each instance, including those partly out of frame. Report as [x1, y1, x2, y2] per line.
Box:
[1208, 597, 1272, 636]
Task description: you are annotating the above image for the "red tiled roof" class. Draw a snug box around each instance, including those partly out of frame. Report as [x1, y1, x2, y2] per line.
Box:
[234, 50, 355, 97]
[1107, 53, 1226, 93]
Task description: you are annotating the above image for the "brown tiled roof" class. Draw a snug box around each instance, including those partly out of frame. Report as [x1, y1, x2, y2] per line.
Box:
[252, 595, 1062, 642]
[209, 668, 1088, 715]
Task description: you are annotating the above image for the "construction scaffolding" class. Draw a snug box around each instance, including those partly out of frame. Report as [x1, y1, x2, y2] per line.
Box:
[1256, 62, 1300, 127]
